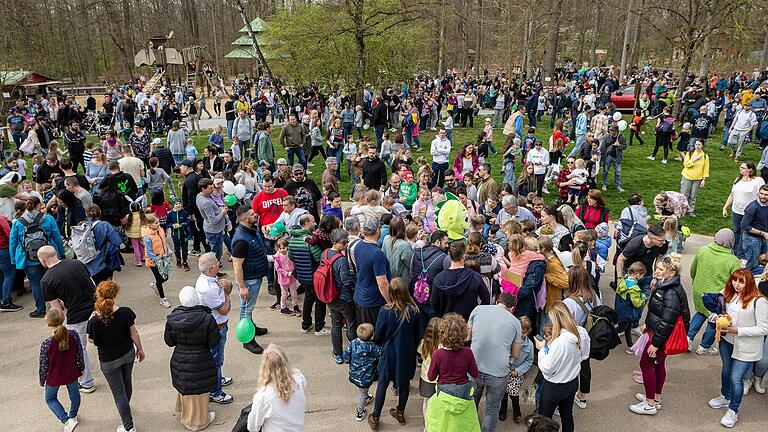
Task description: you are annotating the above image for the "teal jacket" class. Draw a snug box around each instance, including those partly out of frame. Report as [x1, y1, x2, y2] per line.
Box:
[9, 211, 65, 269]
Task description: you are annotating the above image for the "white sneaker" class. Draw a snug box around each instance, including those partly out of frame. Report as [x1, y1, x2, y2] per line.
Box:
[307, 162, 315, 167]
[635, 393, 662, 410]
[64, 417, 79, 432]
[149, 282, 159, 297]
[708, 395, 730, 409]
[720, 409, 738, 428]
[695, 345, 719, 356]
[160, 298, 171, 308]
[625, 347, 635, 355]
[743, 379, 751, 396]
[116, 425, 137, 432]
[553, 408, 560, 417]
[616, 187, 625, 193]
[574, 395, 587, 409]
[755, 374, 768, 394]
[314, 327, 331, 336]
[629, 400, 657, 415]
[631, 326, 642, 337]
[661, 159, 668, 164]
[646, 156, 655, 160]
[601, 185, 608, 191]
[687, 338, 694, 353]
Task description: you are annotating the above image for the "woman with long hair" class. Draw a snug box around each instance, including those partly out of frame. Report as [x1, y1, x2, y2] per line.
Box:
[381, 217, 413, 281]
[40, 309, 83, 431]
[722, 161, 764, 257]
[235, 158, 259, 192]
[536, 205, 572, 251]
[575, 190, 610, 229]
[452, 141, 480, 182]
[707, 269, 768, 428]
[517, 163, 538, 197]
[86, 280, 145, 432]
[557, 204, 586, 235]
[563, 267, 602, 410]
[535, 302, 589, 432]
[247, 344, 306, 432]
[368, 278, 421, 429]
[85, 147, 109, 194]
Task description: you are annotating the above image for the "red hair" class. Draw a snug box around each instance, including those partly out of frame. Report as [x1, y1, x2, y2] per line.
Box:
[723, 269, 762, 309]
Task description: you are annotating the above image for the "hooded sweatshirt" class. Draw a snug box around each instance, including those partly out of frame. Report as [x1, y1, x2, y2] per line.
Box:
[164, 305, 220, 395]
[431, 267, 490, 320]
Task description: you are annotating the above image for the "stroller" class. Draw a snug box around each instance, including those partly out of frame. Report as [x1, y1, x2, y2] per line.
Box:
[97, 112, 114, 135]
[81, 112, 100, 135]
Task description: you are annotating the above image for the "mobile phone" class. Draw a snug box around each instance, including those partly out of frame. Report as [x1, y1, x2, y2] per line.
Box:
[534, 334, 544, 342]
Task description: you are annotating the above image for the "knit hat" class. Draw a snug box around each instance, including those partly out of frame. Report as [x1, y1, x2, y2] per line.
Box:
[179, 286, 199, 307]
[595, 222, 609, 239]
[714, 228, 735, 249]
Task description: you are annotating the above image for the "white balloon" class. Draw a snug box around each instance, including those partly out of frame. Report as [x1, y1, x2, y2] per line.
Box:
[234, 184, 246, 199]
[612, 112, 622, 121]
[617, 120, 628, 131]
[223, 181, 235, 195]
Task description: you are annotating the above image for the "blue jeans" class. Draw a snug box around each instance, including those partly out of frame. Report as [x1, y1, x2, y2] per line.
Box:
[567, 134, 586, 159]
[754, 339, 768, 378]
[239, 278, 263, 322]
[732, 212, 745, 258]
[26, 264, 45, 313]
[343, 123, 353, 142]
[503, 161, 516, 186]
[722, 124, 731, 147]
[446, 129, 453, 144]
[473, 372, 509, 432]
[687, 311, 717, 349]
[404, 126, 415, 148]
[0, 249, 15, 302]
[205, 231, 224, 262]
[601, 155, 622, 189]
[328, 147, 343, 179]
[740, 234, 765, 274]
[719, 339, 753, 413]
[45, 381, 80, 423]
[226, 119, 234, 140]
[211, 323, 228, 397]
[286, 147, 307, 168]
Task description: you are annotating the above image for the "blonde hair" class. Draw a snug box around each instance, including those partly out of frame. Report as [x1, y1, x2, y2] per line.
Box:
[662, 216, 678, 237]
[524, 236, 540, 252]
[45, 309, 70, 351]
[385, 277, 417, 322]
[420, 317, 443, 362]
[257, 344, 297, 403]
[656, 253, 682, 275]
[574, 158, 587, 169]
[356, 323, 374, 341]
[549, 302, 581, 348]
[508, 234, 526, 258]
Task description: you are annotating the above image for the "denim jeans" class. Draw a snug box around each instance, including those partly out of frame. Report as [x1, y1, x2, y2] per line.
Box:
[211, 323, 228, 397]
[722, 124, 731, 147]
[239, 278, 263, 322]
[205, 231, 224, 261]
[343, 123, 353, 141]
[732, 212, 745, 258]
[374, 124, 385, 149]
[26, 264, 45, 313]
[567, 134, 586, 159]
[329, 299, 357, 355]
[493, 109, 505, 128]
[601, 155, 622, 189]
[45, 381, 80, 423]
[687, 311, 717, 349]
[101, 348, 135, 431]
[226, 119, 234, 140]
[286, 147, 307, 168]
[66, 321, 94, 387]
[740, 234, 765, 274]
[754, 339, 768, 378]
[446, 129, 453, 144]
[431, 162, 448, 188]
[503, 161, 516, 187]
[404, 126, 415, 148]
[0, 249, 15, 302]
[473, 372, 509, 432]
[719, 339, 754, 413]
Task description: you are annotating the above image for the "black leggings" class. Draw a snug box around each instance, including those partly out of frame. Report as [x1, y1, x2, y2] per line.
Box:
[629, 128, 644, 145]
[172, 237, 189, 263]
[579, 358, 591, 394]
[617, 319, 634, 346]
[149, 266, 167, 298]
[540, 378, 578, 432]
[373, 378, 410, 418]
[307, 146, 327, 163]
[535, 173, 546, 197]
[652, 134, 671, 159]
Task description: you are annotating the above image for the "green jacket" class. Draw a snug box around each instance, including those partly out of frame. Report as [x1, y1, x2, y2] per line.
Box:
[257, 132, 274, 162]
[690, 242, 740, 315]
[616, 277, 645, 309]
[425, 390, 480, 432]
[287, 228, 322, 263]
[399, 182, 418, 206]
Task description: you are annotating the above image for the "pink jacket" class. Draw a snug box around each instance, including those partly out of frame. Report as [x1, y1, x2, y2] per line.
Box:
[273, 254, 297, 286]
[452, 151, 480, 182]
[411, 198, 436, 232]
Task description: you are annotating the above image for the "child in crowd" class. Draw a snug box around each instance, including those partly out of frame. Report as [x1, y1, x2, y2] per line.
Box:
[500, 315, 534, 423]
[464, 172, 478, 202]
[32, 154, 44, 184]
[125, 199, 146, 266]
[82, 142, 95, 166]
[416, 156, 428, 173]
[167, 200, 190, 271]
[417, 317, 442, 422]
[427, 313, 479, 400]
[344, 323, 381, 421]
[522, 127, 537, 158]
[343, 135, 358, 180]
[354, 105, 364, 138]
[184, 138, 198, 161]
[594, 222, 611, 266]
[399, 171, 418, 209]
[230, 139, 241, 163]
[520, 220, 536, 237]
[663, 216, 680, 253]
[531, 196, 544, 222]
[585, 148, 601, 190]
[418, 166, 433, 191]
[149, 189, 171, 230]
[476, 131, 489, 162]
[503, 137, 522, 186]
[481, 192, 501, 240]
[322, 191, 343, 222]
[361, 190, 389, 223]
[39, 309, 83, 432]
[380, 132, 393, 167]
[483, 118, 497, 155]
[274, 237, 301, 316]
[676, 122, 691, 161]
[20, 179, 42, 201]
[11, 150, 27, 180]
[405, 223, 424, 249]
[563, 159, 588, 205]
[48, 141, 64, 162]
[142, 213, 172, 308]
[349, 186, 367, 225]
[615, 262, 648, 353]
[470, 214, 485, 236]
[444, 109, 454, 142]
[145, 157, 174, 198]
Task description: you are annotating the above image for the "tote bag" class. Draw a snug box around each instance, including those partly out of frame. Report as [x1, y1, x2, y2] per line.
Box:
[664, 316, 688, 355]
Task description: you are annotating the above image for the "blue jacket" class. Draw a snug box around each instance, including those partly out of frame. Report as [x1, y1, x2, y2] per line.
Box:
[344, 338, 382, 388]
[514, 259, 546, 322]
[575, 112, 588, 136]
[328, 249, 355, 302]
[9, 211, 65, 269]
[167, 210, 191, 241]
[596, 237, 611, 262]
[510, 338, 534, 375]
[85, 219, 123, 276]
[231, 224, 270, 280]
[740, 201, 768, 234]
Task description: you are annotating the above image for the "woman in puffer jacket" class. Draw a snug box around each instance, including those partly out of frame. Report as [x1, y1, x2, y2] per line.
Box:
[707, 268, 768, 428]
[629, 253, 690, 416]
[164, 286, 221, 431]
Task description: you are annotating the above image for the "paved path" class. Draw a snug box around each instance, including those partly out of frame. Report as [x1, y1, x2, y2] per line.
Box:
[2, 233, 767, 432]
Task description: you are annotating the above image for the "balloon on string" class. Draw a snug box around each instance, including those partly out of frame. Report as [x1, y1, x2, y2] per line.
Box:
[235, 318, 255, 343]
[224, 194, 237, 207]
[223, 181, 236, 195]
[234, 184, 246, 199]
[612, 112, 622, 121]
[617, 120, 628, 131]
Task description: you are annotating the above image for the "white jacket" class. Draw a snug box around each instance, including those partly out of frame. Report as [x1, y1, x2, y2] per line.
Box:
[723, 294, 768, 362]
[538, 327, 590, 384]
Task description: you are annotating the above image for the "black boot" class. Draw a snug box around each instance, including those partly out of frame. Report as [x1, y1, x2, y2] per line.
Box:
[243, 339, 264, 354]
[498, 391, 508, 421]
[512, 395, 522, 423]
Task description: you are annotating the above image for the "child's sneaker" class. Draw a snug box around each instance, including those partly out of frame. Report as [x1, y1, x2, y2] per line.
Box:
[280, 307, 293, 315]
[365, 394, 373, 405]
[332, 353, 343, 364]
[182, 262, 190, 271]
[625, 347, 635, 355]
[160, 298, 171, 308]
[355, 408, 366, 422]
[150, 282, 159, 297]
[269, 302, 280, 310]
[293, 306, 302, 316]
[64, 417, 78, 432]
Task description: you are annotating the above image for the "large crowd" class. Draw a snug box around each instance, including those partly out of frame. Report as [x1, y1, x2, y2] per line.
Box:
[3, 62, 768, 432]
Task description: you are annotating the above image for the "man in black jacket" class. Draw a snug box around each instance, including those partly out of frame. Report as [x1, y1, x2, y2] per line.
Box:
[180, 160, 209, 255]
[150, 138, 175, 175]
[327, 229, 358, 363]
[284, 164, 322, 222]
[372, 95, 389, 149]
[64, 120, 87, 173]
[361, 146, 388, 191]
[431, 241, 490, 320]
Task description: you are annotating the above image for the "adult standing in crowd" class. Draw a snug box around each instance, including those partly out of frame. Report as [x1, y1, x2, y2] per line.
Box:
[430, 128, 451, 188]
[231, 206, 270, 355]
[196, 178, 228, 262]
[723, 161, 764, 258]
[354, 219, 391, 325]
[362, 146, 388, 191]
[284, 164, 322, 223]
[280, 114, 308, 168]
[164, 286, 219, 431]
[181, 160, 208, 256]
[327, 229, 358, 364]
[63, 121, 86, 173]
[477, 163, 499, 205]
[615, 225, 669, 297]
[0, 212, 18, 311]
[727, 103, 758, 160]
[232, 110, 253, 158]
[563, 267, 600, 410]
[431, 241, 490, 320]
[600, 124, 626, 193]
[739, 184, 768, 273]
[252, 173, 288, 310]
[575, 190, 609, 229]
[526, 140, 549, 197]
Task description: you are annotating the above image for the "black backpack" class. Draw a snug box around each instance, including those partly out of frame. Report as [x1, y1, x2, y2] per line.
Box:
[19, 213, 49, 262]
[588, 305, 621, 361]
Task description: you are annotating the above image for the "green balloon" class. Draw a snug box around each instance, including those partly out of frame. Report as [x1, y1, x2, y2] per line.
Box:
[235, 318, 255, 343]
[224, 194, 237, 207]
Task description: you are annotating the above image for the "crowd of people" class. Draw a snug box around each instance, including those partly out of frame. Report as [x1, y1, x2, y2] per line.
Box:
[3, 61, 768, 432]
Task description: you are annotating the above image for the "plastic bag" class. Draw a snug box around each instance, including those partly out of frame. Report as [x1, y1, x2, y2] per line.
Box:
[631, 331, 649, 359]
[664, 317, 688, 355]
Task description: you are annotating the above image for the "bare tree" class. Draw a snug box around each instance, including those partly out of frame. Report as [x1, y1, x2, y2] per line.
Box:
[542, 0, 563, 82]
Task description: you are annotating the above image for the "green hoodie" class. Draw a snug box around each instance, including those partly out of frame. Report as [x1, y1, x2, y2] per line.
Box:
[287, 228, 322, 263]
[690, 242, 741, 315]
[425, 390, 480, 432]
[399, 181, 417, 206]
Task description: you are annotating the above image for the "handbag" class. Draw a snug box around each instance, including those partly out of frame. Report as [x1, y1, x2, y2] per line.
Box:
[155, 254, 172, 280]
[664, 316, 688, 355]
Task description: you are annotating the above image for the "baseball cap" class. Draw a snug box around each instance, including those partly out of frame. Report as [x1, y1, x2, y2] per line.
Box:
[180, 159, 194, 168]
[362, 218, 380, 234]
[608, 124, 619, 132]
[292, 164, 305, 172]
[259, 160, 269, 166]
[276, 158, 287, 166]
[152, 138, 162, 145]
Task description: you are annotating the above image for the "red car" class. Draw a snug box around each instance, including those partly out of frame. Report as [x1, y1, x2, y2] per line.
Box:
[610, 86, 643, 111]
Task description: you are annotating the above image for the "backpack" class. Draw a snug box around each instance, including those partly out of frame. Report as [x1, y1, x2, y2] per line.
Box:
[314, 249, 344, 304]
[655, 115, 675, 134]
[616, 207, 647, 249]
[570, 297, 621, 360]
[19, 213, 49, 262]
[412, 249, 443, 304]
[70, 221, 100, 264]
[401, 112, 415, 128]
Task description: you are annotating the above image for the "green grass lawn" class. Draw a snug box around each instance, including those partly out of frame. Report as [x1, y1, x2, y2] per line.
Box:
[180, 115, 761, 235]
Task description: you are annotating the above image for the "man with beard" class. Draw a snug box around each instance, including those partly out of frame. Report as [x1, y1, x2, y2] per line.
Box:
[64, 121, 87, 173]
[284, 164, 322, 222]
[361, 146, 388, 191]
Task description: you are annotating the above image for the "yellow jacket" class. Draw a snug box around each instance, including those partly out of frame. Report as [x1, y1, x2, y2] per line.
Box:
[681, 150, 710, 181]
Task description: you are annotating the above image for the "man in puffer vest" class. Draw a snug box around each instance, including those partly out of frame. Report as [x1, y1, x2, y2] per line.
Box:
[288, 214, 329, 335]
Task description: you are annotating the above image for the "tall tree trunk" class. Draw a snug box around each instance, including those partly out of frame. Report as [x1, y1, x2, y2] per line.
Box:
[589, 1, 599, 65]
[619, 0, 635, 82]
[459, 0, 467, 72]
[698, 0, 716, 79]
[437, 0, 446, 76]
[543, 0, 563, 82]
[476, 0, 483, 73]
[673, 26, 697, 117]
[761, 28, 768, 70]
[629, 0, 643, 67]
[524, 8, 534, 78]
[121, 0, 135, 79]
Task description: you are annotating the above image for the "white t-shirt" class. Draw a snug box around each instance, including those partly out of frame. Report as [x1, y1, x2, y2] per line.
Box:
[247, 370, 306, 432]
[118, 156, 144, 191]
[526, 147, 550, 174]
[732, 109, 758, 131]
[731, 177, 766, 215]
[462, 156, 474, 175]
[195, 273, 228, 325]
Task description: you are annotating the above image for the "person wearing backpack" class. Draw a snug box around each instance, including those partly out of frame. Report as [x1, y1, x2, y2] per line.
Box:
[79, 205, 123, 285]
[614, 194, 649, 254]
[288, 213, 328, 336]
[563, 267, 601, 410]
[648, 107, 676, 164]
[325, 229, 357, 364]
[9, 196, 65, 318]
